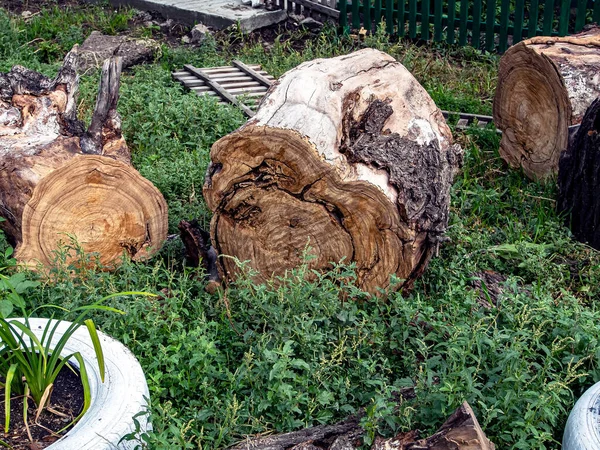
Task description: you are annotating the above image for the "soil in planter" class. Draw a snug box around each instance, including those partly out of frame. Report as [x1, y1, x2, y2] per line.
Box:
[0, 363, 84, 449]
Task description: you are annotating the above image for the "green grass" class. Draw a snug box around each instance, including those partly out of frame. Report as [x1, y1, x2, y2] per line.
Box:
[1, 4, 599, 449]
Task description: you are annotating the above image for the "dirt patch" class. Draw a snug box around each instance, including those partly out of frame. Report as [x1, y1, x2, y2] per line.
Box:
[0, 362, 84, 449]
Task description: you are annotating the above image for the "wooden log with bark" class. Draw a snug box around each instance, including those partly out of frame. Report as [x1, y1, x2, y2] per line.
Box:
[0, 47, 168, 269]
[557, 97, 600, 249]
[228, 401, 495, 450]
[493, 26, 600, 181]
[203, 48, 462, 294]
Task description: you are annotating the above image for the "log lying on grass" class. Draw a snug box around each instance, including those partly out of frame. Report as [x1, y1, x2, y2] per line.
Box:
[203, 48, 462, 294]
[0, 47, 168, 269]
[493, 26, 600, 181]
[229, 401, 495, 450]
[557, 98, 600, 249]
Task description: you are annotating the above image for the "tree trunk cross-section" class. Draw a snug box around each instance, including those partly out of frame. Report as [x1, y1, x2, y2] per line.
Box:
[493, 26, 600, 181]
[557, 98, 600, 250]
[204, 49, 462, 294]
[0, 47, 168, 269]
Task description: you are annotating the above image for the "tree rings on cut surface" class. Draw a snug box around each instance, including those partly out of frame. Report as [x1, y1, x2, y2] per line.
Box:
[204, 48, 462, 294]
[493, 26, 600, 180]
[0, 48, 168, 269]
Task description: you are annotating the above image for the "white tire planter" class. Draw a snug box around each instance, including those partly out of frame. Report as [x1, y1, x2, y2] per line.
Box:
[13, 318, 151, 450]
[563, 381, 600, 449]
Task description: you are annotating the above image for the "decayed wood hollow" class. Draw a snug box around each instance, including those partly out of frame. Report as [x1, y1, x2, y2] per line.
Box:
[204, 48, 462, 294]
[558, 98, 600, 250]
[493, 26, 600, 180]
[0, 48, 168, 269]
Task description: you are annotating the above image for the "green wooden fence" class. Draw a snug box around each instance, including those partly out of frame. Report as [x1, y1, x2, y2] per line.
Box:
[338, 0, 600, 52]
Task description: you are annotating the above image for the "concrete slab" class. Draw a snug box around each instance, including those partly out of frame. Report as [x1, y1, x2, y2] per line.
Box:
[102, 0, 288, 32]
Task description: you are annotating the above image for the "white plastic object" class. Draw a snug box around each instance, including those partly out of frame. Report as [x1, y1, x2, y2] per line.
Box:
[563, 381, 600, 449]
[12, 318, 151, 449]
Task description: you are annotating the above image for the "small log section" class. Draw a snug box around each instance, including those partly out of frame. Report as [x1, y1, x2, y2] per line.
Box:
[229, 401, 495, 450]
[557, 98, 600, 249]
[0, 47, 168, 269]
[203, 48, 462, 294]
[493, 26, 600, 181]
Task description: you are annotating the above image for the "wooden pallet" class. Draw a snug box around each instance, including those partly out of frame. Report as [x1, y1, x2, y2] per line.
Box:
[172, 62, 498, 132]
[172, 60, 275, 117]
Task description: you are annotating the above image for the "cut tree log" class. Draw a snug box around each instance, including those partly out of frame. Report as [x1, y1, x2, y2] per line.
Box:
[228, 401, 495, 450]
[0, 47, 168, 269]
[557, 98, 600, 249]
[493, 26, 600, 181]
[203, 48, 462, 294]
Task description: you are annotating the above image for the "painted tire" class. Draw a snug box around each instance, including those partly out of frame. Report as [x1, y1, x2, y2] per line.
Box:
[14, 318, 151, 449]
[563, 381, 600, 449]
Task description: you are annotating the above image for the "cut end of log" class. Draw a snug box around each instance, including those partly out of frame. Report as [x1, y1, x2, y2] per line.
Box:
[493, 27, 600, 180]
[15, 155, 168, 269]
[204, 49, 461, 294]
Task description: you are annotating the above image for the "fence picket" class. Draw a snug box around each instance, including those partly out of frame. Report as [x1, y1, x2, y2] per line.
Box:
[340, 0, 348, 30]
[558, 0, 570, 34]
[528, 0, 540, 37]
[542, 0, 554, 36]
[595, 0, 600, 24]
[352, 0, 360, 29]
[472, 0, 482, 48]
[447, 0, 456, 43]
[422, 0, 431, 40]
[575, 0, 587, 31]
[513, 0, 525, 43]
[434, 0, 443, 41]
[409, 0, 418, 38]
[499, 0, 510, 52]
[386, 0, 394, 33]
[375, 0, 382, 28]
[398, 0, 406, 35]
[485, 0, 496, 51]
[459, 0, 469, 45]
[364, 0, 372, 31]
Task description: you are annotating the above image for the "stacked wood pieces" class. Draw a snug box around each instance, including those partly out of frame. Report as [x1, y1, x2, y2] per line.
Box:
[0, 47, 168, 270]
[203, 48, 462, 295]
[493, 26, 600, 181]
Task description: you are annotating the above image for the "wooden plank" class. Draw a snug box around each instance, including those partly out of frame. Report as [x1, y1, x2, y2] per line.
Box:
[528, 0, 540, 37]
[457, 118, 469, 128]
[485, 0, 496, 52]
[232, 60, 274, 88]
[228, 86, 269, 94]
[472, 0, 482, 48]
[183, 65, 255, 117]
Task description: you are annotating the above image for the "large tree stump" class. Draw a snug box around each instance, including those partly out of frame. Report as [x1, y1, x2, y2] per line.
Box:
[493, 26, 600, 181]
[0, 47, 168, 269]
[203, 49, 462, 294]
[557, 98, 600, 249]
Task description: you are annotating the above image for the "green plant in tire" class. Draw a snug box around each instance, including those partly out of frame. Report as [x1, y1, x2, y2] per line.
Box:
[0, 289, 156, 434]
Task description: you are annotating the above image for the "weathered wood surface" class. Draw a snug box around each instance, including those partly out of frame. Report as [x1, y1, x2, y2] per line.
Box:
[204, 48, 462, 294]
[493, 26, 600, 180]
[0, 47, 168, 269]
[557, 98, 600, 249]
[229, 402, 494, 450]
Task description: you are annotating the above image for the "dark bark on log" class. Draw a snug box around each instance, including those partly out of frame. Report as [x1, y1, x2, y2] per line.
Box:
[227, 402, 494, 450]
[557, 98, 600, 249]
[178, 219, 221, 286]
